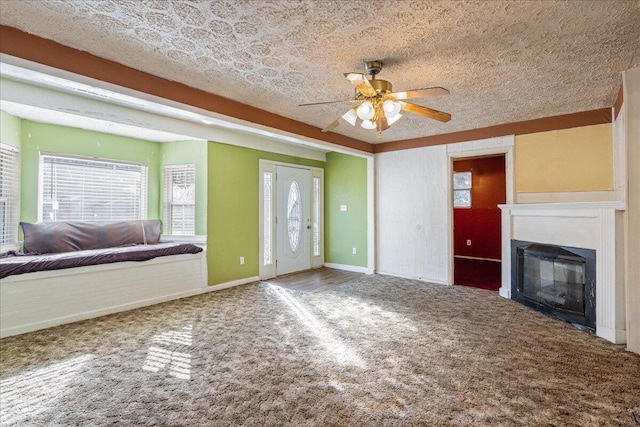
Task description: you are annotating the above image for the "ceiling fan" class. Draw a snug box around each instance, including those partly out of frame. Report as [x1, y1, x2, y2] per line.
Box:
[300, 60, 451, 133]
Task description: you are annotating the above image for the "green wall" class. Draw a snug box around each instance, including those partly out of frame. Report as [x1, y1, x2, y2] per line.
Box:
[160, 140, 208, 235]
[324, 152, 368, 267]
[19, 120, 161, 223]
[207, 141, 324, 285]
[1, 110, 21, 148]
[6, 111, 370, 286]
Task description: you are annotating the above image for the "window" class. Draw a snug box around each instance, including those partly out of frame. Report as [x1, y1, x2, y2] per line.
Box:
[1, 144, 20, 249]
[453, 171, 472, 208]
[263, 171, 272, 266]
[39, 154, 147, 222]
[313, 177, 320, 256]
[163, 164, 195, 235]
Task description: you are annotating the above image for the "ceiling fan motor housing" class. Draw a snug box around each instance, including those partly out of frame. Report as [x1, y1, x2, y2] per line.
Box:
[369, 79, 392, 94]
[364, 60, 383, 76]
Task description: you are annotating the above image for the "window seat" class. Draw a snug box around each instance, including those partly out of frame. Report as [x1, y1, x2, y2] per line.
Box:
[0, 220, 208, 338]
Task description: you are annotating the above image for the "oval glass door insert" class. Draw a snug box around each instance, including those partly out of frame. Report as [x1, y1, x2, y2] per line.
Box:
[287, 181, 301, 252]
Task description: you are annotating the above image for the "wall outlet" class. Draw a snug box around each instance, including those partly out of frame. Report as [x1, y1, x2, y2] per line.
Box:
[352, 247, 357, 254]
[340, 204, 348, 212]
[466, 240, 472, 246]
[240, 256, 245, 265]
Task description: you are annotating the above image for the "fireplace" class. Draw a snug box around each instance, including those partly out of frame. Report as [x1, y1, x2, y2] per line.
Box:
[511, 240, 596, 331]
[500, 202, 625, 343]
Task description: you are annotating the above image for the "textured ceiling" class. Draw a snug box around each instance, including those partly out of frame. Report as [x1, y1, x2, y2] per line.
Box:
[1, 0, 639, 144]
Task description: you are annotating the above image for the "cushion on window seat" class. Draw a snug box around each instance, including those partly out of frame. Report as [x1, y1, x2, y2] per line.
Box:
[20, 220, 161, 254]
[0, 242, 203, 279]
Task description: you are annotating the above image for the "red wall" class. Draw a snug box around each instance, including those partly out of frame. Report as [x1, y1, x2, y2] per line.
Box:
[453, 156, 506, 260]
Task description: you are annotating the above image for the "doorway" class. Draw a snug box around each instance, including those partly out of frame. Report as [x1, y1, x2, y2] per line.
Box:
[276, 165, 311, 275]
[259, 160, 323, 279]
[452, 155, 506, 291]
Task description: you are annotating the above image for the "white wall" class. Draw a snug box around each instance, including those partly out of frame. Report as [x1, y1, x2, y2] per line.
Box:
[376, 136, 514, 284]
[376, 144, 450, 283]
[624, 67, 640, 354]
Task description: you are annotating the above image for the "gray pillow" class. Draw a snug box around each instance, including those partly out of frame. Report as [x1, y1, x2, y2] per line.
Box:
[21, 220, 161, 254]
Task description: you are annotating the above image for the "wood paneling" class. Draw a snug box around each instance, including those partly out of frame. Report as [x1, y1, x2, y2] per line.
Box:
[453, 156, 505, 260]
[376, 145, 450, 283]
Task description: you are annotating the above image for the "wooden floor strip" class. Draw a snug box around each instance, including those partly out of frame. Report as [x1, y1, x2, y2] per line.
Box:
[262, 267, 364, 293]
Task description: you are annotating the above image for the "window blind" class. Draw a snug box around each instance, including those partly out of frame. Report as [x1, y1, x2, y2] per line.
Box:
[0, 144, 20, 248]
[163, 164, 195, 235]
[39, 154, 148, 222]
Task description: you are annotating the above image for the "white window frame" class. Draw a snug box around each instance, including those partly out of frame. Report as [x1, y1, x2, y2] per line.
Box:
[162, 163, 196, 236]
[453, 171, 472, 208]
[38, 153, 148, 223]
[0, 143, 20, 251]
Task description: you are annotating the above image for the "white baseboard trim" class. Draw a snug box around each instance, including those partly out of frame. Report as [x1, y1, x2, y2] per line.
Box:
[376, 271, 449, 285]
[499, 287, 511, 299]
[597, 325, 627, 345]
[324, 263, 374, 274]
[201, 276, 260, 293]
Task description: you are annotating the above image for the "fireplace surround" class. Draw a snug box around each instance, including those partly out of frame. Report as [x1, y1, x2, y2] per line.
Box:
[511, 240, 596, 331]
[499, 202, 626, 344]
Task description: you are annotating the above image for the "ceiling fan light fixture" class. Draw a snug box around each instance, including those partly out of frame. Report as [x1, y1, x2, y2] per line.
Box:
[361, 119, 376, 129]
[356, 101, 375, 120]
[341, 108, 358, 126]
[382, 99, 402, 119]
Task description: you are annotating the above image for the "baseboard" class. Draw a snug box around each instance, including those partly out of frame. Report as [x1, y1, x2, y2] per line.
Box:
[201, 276, 260, 293]
[596, 325, 627, 345]
[499, 286, 511, 299]
[376, 271, 449, 285]
[324, 263, 373, 274]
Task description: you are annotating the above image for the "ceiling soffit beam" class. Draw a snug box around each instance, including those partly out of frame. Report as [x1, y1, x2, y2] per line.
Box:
[0, 26, 616, 155]
[613, 84, 624, 120]
[0, 25, 373, 154]
[374, 108, 612, 153]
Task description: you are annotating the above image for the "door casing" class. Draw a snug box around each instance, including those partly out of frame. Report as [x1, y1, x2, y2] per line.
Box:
[259, 159, 324, 279]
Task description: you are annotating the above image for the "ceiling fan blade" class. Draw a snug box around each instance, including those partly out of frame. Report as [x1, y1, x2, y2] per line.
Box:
[376, 116, 389, 132]
[299, 99, 354, 107]
[390, 87, 450, 100]
[401, 101, 451, 123]
[321, 118, 341, 132]
[345, 73, 377, 97]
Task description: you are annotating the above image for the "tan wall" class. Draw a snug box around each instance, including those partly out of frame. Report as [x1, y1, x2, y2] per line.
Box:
[515, 124, 613, 193]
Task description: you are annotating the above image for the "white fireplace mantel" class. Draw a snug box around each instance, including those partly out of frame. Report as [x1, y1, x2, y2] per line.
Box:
[499, 201, 626, 344]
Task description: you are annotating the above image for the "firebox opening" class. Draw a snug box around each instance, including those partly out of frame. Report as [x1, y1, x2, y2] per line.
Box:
[511, 240, 596, 332]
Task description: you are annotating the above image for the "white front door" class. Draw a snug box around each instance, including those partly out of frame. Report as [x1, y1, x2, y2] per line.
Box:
[276, 165, 311, 275]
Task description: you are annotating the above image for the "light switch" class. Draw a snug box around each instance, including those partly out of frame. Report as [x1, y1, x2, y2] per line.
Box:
[340, 204, 348, 211]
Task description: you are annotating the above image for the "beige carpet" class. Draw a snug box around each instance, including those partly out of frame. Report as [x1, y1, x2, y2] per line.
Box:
[1, 275, 638, 426]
